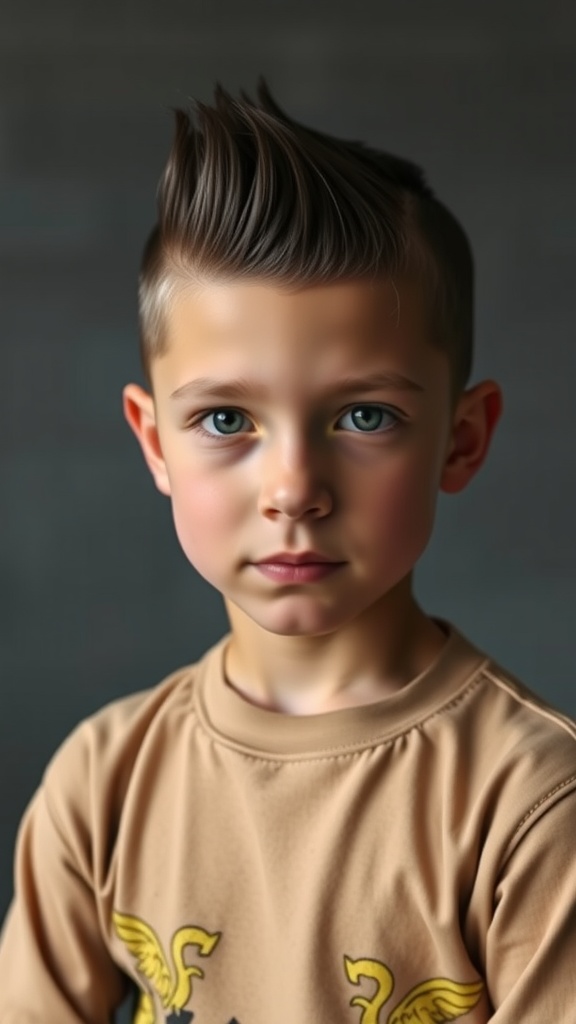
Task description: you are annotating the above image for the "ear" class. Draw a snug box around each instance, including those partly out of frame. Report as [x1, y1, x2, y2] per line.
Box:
[122, 383, 172, 496]
[440, 379, 503, 494]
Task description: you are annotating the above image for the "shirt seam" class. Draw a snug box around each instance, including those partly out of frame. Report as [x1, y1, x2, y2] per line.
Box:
[509, 773, 576, 841]
[193, 671, 489, 763]
[482, 668, 576, 741]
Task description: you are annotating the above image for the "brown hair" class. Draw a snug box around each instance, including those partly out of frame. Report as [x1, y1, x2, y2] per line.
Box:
[139, 79, 474, 396]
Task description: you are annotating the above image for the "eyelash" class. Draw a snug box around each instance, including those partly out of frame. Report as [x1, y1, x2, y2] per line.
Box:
[187, 404, 403, 440]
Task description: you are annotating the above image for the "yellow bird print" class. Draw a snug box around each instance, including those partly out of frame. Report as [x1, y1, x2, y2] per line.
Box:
[345, 955, 484, 1024]
[113, 910, 221, 1024]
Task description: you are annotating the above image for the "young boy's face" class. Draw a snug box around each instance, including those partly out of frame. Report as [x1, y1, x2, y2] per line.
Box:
[125, 277, 498, 639]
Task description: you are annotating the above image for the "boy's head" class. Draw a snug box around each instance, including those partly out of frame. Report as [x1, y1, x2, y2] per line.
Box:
[124, 82, 501, 644]
[138, 79, 473, 404]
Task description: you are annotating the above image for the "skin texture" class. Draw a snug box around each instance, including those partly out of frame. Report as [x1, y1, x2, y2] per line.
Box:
[124, 277, 502, 714]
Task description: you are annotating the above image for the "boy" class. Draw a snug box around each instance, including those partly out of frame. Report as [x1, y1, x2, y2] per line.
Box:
[1, 80, 575, 1023]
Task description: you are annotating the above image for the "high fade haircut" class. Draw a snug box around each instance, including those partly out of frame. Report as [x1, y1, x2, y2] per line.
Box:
[139, 79, 474, 399]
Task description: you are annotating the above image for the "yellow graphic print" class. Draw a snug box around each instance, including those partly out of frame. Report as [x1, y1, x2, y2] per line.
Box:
[113, 910, 221, 1024]
[344, 956, 484, 1024]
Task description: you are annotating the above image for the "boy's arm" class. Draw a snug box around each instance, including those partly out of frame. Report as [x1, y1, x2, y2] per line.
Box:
[486, 784, 576, 1020]
[0, 784, 129, 1024]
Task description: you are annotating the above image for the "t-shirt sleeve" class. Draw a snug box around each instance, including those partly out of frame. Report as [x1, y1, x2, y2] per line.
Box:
[0, 673, 189, 1023]
[486, 783, 576, 1020]
[0, 779, 129, 1023]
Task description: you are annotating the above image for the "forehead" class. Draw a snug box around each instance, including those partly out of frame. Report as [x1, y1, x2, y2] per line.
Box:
[151, 276, 445, 395]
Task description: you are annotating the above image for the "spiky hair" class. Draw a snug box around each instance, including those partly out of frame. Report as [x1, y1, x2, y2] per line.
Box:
[139, 79, 474, 394]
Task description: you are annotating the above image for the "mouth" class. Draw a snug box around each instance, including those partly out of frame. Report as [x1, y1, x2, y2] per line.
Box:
[252, 556, 345, 584]
[255, 551, 340, 566]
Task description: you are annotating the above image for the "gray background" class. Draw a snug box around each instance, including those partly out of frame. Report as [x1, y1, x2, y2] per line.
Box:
[1, 0, 574, 976]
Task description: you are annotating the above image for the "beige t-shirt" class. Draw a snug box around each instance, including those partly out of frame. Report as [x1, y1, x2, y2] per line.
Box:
[1, 621, 575, 1023]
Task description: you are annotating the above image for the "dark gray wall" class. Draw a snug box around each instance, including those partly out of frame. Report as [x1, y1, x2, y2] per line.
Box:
[1, 0, 575, 936]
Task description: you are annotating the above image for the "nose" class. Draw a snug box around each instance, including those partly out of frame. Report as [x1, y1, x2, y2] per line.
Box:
[257, 436, 333, 521]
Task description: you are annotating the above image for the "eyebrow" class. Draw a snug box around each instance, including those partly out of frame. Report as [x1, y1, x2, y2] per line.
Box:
[170, 372, 425, 401]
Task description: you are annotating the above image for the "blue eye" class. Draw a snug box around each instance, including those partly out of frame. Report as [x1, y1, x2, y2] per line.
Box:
[199, 409, 251, 436]
[338, 405, 399, 433]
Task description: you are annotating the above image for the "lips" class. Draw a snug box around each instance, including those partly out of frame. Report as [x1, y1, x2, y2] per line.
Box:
[255, 551, 339, 565]
[252, 551, 345, 584]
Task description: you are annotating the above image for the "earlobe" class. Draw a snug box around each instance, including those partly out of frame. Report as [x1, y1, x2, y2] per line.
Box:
[440, 380, 503, 494]
[122, 383, 172, 496]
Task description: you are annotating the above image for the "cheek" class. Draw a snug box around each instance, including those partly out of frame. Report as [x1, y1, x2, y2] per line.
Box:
[359, 453, 441, 549]
[168, 474, 238, 574]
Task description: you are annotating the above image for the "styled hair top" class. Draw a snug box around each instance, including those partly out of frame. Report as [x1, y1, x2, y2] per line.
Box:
[139, 78, 474, 394]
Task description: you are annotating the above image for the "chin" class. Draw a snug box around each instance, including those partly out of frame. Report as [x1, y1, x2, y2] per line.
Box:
[247, 599, 355, 639]
[267, 621, 335, 638]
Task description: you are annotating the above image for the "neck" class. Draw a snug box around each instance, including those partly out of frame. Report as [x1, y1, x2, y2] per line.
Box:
[223, 584, 448, 715]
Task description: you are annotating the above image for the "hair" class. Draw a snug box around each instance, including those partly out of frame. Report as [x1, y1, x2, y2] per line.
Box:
[139, 79, 474, 397]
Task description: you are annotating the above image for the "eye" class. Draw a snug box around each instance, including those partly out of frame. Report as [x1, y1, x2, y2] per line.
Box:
[198, 408, 252, 436]
[337, 404, 400, 433]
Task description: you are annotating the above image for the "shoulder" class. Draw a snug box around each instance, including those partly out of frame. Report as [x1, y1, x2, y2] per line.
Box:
[40, 646, 217, 844]
[48, 664, 190, 771]
[441, 631, 576, 851]
[464, 647, 576, 766]
[439, 622, 576, 760]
